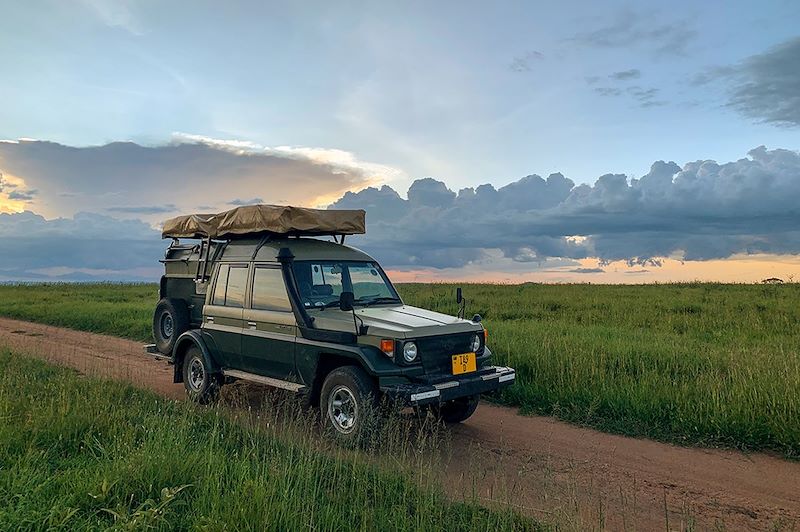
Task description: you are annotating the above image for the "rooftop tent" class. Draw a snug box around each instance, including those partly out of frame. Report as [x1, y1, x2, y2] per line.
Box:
[161, 204, 366, 239]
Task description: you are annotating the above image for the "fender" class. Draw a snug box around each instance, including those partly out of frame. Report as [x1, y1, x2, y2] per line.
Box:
[172, 329, 222, 383]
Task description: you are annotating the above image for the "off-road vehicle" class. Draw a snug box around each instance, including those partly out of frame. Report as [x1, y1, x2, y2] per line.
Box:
[147, 205, 515, 439]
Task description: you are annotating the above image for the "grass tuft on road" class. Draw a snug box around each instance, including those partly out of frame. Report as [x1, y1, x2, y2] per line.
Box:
[0, 349, 536, 530]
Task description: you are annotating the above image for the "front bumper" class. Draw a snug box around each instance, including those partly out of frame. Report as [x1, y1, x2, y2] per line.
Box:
[380, 365, 516, 406]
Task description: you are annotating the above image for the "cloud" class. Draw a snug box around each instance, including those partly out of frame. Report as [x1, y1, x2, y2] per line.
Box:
[594, 85, 666, 107]
[509, 51, 544, 72]
[570, 10, 696, 56]
[228, 198, 264, 206]
[610, 69, 641, 80]
[690, 37, 800, 127]
[725, 37, 800, 127]
[107, 204, 177, 214]
[0, 137, 400, 221]
[0, 211, 163, 280]
[594, 87, 623, 97]
[568, 267, 605, 274]
[333, 146, 800, 268]
[7, 189, 37, 201]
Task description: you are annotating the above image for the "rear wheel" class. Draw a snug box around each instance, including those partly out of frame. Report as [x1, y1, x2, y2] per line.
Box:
[432, 395, 479, 424]
[320, 366, 378, 444]
[153, 298, 189, 354]
[182, 347, 220, 404]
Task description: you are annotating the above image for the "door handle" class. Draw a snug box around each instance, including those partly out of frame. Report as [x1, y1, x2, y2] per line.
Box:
[206, 316, 215, 322]
[247, 321, 257, 329]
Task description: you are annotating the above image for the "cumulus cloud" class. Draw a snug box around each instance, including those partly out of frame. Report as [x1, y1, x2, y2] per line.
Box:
[0, 211, 163, 280]
[0, 137, 401, 221]
[333, 146, 800, 268]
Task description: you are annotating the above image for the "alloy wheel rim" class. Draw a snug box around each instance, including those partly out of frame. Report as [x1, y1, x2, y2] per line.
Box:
[328, 385, 358, 434]
[189, 358, 205, 391]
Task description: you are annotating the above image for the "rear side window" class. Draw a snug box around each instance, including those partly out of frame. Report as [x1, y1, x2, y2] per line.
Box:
[212, 265, 229, 305]
[212, 264, 248, 308]
[225, 266, 248, 308]
[252, 268, 292, 312]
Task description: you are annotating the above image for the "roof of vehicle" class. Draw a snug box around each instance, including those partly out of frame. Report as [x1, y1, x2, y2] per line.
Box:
[162, 204, 366, 239]
[219, 237, 375, 263]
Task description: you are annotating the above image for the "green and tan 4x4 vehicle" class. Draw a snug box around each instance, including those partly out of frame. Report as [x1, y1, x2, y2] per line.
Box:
[147, 205, 515, 439]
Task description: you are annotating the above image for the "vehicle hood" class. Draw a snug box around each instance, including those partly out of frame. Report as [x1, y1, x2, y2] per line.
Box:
[310, 304, 480, 338]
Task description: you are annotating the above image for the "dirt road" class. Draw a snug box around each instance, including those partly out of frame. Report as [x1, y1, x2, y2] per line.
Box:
[1, 316, 797, 531]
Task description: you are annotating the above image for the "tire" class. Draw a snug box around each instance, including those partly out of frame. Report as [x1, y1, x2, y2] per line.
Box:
[320, 366, 378, 444]
[432, 394, 480, 424]
[153, 298, 190, 355]
[182, 346, 221, 404]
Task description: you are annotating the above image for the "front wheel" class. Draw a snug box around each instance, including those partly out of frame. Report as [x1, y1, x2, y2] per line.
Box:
[432, 395, 479, 424]
[182, 347, 221, 404]
[320, 366, 378, 444]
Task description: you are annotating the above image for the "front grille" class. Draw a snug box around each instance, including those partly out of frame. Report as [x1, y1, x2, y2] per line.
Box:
[416, 332, 477, 374]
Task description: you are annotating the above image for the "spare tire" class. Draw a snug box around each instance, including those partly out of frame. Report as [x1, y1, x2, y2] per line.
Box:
[153, 298, 190, 354]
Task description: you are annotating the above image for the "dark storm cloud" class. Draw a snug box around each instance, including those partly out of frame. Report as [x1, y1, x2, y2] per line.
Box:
[0, 211, 163, 280]
[333, 147, 800, 268]
[610, 69, 641, 80]
[570, 10, 696, 56]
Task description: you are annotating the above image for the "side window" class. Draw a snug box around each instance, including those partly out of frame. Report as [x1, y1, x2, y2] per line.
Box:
[252, 268, 292, 312]
[212, 264, 229, 305]
[225, 266, 248, 308]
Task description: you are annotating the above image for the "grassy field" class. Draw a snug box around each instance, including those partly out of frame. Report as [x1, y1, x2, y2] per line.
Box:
[0, 349, 535, 530]
[0, 282, 798, 456]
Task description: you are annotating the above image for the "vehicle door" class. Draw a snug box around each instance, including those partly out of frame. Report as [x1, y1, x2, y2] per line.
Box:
[202, 263, 248, 368]
[240, 264, 298, 380]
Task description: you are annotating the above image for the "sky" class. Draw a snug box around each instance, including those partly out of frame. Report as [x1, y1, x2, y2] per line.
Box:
[1, 0, 799, 282]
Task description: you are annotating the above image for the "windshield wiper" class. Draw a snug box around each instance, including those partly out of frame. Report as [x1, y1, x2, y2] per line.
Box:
[356, 296, 401, 307]
[310, 300, 341, 311]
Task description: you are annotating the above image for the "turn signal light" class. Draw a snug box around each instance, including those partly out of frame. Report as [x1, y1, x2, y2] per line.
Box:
[380, 339, 395, 356]
[483, 328, 488, 345]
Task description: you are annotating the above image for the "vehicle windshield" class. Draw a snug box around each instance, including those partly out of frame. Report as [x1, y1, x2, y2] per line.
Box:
[292, 260, 400, 309]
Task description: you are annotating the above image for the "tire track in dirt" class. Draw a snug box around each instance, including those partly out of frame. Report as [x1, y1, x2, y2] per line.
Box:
[1, 316, 797, 531]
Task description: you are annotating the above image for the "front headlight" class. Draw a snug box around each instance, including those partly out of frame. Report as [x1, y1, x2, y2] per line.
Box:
[403, 342, 418, 362]
[470, 333, 481, 352]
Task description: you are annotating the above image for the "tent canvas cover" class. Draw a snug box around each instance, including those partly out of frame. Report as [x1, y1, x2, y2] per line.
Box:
[162, 205, 366, 239]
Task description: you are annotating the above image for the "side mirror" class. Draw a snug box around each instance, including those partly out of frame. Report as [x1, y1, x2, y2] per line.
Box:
[339, 291, 355, 312]
[456, 287, 463, 304]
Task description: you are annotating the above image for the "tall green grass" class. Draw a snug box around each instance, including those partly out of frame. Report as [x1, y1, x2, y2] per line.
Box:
[0, 350, 536, 530]
[401, 283, 800, 456]
[0, 282, 798, 456]
[0, 283, 154, 341]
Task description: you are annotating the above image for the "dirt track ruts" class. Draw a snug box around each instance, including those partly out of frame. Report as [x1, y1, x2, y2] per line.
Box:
[1, 316, 798, 531]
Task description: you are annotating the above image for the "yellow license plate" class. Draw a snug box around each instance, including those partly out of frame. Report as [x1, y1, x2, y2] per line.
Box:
[451, 352, 477, 375]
